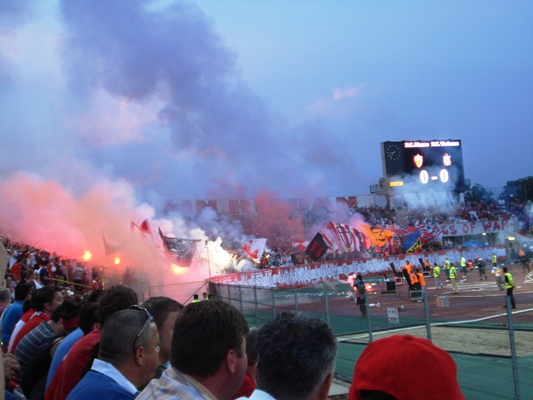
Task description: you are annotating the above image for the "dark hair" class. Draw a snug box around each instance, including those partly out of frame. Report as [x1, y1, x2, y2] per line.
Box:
[14, 282, 32, 301]
[50, 299, 80, 323]
[22, 298, 32, 314]
[96, 285, 138, 326]
[255, 312, 337, 400]
[503, 266, 508, 273]
[87, 289, 105, 304]
[171, 300, 248, 377]
[99, 308, 157, 367]
[142, 296, 184, 331]
[78, 302, 99, 335]
[33, 287, 60, 312]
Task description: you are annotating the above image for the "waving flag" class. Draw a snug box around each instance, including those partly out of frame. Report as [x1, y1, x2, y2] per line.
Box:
[102, 234, 124, 256]
[243, 238, 267, 263]
[360, 225, 395, 247]
[292, 239, 309, 252]
[139, 219, 152, 235]
[387, 225, 409, 237]
[305, 232, 331, 261]
[158, 228, 200, 267]
[328, 221, 361, 252]
[402, 230, 422, 252]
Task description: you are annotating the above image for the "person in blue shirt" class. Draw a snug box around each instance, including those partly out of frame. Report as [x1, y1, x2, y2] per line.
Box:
[67, 307, 160, 400]
[1, 282, 32, 350]
[46, 301, 99, 390]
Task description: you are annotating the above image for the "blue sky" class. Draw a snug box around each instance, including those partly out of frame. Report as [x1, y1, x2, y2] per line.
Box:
[1, 0, 532, 208]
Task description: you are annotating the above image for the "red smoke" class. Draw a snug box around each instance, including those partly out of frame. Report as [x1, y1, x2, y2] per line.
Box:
[249, 189, 304, 251]
[0, 172, 160, 273]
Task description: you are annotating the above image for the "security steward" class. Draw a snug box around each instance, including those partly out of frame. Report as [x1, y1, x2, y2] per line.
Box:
[402, 260, 413, 287]
[416, 269, 426, 293]
[502, 267, 516, 309]
[409, 269, 422, 301]
[449, 263, 458, 294]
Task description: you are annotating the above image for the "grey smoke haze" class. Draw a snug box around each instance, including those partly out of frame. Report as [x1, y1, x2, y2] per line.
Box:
[0, 0, 353, 273]
[1, 0, 532, 264]
[56, 0, 351, 201]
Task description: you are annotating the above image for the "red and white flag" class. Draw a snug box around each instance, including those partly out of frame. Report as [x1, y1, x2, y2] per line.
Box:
[292, 239, 309, 253]
[328, 221, 361, 252]
[243, 238, 267, 263]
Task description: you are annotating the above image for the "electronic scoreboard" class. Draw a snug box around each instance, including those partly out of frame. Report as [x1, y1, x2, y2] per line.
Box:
[381, 140, 466, 192]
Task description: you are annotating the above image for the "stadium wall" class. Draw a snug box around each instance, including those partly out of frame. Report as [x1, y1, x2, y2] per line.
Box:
[208, 246, 506, 289]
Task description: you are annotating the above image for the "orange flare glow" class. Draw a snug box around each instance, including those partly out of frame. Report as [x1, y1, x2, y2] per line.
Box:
[82, 250, 92, 261]
[114, 257, 121, 265]
[171, 263, 187, 275]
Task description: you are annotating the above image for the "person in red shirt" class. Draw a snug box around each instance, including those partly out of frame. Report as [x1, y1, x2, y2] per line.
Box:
[10, 255, 24, 283]
[10, 287, 63, 353]
[232, 327, 259, 399]
[44, 285, 138, 400]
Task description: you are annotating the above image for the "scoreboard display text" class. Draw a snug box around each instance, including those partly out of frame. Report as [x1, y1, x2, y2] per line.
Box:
[381, 140, 466, 192]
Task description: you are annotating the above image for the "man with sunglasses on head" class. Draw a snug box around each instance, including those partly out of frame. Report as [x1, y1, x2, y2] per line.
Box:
[67, 307, 160, 399]
[45, 285, 138, 400]
[138, 300, 249, 400]
[141, 296, 184, 379]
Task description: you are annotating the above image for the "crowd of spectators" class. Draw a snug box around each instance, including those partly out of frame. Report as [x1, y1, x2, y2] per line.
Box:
[2, 197, 531, 278]
[1, 240, 104, 296]
[1, 284, 466, 400]
[2, 198, 524, 398]
[255, 199, 531, 267]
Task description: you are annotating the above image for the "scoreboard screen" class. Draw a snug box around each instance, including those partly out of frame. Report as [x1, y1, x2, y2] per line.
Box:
[381, 140, 466, 192]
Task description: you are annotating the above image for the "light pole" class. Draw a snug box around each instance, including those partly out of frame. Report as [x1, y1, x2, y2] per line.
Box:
[205, 240, 212, 278]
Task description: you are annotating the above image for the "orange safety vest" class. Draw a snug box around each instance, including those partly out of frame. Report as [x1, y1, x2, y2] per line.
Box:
[417, 272, 426, 287]
[405, 263, 412, 275]
[410, 272, 419, 284]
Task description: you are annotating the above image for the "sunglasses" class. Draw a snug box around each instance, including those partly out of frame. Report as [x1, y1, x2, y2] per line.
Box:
[129, 305, 154, 352]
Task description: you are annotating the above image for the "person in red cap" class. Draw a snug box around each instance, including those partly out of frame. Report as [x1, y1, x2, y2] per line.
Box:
[349, 335, 465, 400]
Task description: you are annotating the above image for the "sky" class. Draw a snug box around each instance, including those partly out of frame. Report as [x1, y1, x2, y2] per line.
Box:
[0, 1, 532, 273]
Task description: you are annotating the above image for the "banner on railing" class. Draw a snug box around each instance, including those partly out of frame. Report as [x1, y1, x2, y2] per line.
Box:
[434, 219, 514, 237]
[208, 246, 506, 289]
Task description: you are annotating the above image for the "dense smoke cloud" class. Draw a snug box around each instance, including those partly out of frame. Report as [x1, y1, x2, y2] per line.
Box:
[0, 0, 354, 279]
[57, 0, 350, 200]
[3, 1, 530, 284]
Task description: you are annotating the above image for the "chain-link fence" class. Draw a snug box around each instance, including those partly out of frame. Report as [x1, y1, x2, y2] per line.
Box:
[211, 272, 532, 400]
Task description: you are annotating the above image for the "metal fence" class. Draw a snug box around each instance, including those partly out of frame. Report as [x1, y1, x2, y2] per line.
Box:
[211, 276, 533, 400]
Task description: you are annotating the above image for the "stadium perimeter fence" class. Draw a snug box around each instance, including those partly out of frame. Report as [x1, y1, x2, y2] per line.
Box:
[211, 277, 533, 400]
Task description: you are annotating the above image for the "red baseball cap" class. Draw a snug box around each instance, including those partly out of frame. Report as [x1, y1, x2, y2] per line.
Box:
[349, 335, 465, 400]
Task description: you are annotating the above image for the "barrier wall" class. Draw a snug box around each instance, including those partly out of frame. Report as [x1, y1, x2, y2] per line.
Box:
[208, 246, 507, 289]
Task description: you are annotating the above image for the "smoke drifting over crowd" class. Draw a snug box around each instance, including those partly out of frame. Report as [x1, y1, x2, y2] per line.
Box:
[0, 1, 353, 274]
[1, 1, 532, 281]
